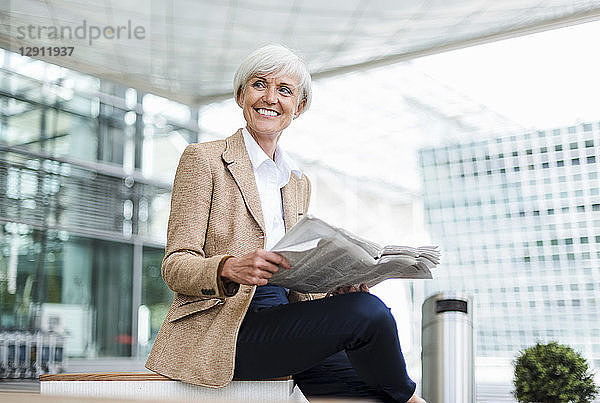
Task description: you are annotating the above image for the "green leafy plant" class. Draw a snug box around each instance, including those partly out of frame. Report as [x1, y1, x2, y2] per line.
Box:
[513, 341, 598, 403]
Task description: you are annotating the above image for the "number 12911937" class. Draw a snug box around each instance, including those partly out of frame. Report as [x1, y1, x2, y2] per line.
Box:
[19, 47, 74, 57]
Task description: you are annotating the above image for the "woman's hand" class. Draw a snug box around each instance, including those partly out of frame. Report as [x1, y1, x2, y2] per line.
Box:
[330, 284, 369, 295]
[221, 249, 291, 286]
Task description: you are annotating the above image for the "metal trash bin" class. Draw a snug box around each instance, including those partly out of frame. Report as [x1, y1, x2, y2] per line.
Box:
[422, 292, 474, 403]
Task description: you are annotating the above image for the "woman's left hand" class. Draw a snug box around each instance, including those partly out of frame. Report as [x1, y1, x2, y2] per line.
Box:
[330, 283, 369, 295]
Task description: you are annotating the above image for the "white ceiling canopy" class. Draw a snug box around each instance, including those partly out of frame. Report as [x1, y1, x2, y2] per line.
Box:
[1, 0, 600, 106]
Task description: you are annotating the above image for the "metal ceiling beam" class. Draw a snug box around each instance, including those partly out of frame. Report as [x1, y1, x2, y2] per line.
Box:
[193, 6, 600, 106]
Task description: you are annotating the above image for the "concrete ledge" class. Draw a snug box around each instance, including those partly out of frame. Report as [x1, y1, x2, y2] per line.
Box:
[40, 373, 308, 402]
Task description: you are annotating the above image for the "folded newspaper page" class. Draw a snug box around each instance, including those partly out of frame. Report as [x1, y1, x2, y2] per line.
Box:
[269, 215, 439, 293]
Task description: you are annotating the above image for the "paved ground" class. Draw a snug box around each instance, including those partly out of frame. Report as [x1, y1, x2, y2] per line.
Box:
[1, 379, 517, 402]
[0, 359, 520, 402]
[0, 380, 39, 393]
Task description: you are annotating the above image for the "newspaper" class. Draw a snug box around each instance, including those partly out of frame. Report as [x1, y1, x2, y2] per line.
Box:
[269, 215, 439, 293]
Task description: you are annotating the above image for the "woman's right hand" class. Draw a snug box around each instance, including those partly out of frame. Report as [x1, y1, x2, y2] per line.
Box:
[221, 249, 291, 286]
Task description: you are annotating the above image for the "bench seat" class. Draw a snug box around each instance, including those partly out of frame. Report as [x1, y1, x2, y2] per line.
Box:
[40, 372, 308, 402]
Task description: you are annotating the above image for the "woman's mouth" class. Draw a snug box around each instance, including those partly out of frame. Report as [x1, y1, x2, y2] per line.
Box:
[255, 108, 280, 117]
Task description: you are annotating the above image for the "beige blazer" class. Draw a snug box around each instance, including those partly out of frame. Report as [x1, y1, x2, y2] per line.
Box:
[145, 129, 312, 387]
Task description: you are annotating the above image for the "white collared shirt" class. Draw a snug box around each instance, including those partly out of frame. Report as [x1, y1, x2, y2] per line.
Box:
[242, 128, 302, 251]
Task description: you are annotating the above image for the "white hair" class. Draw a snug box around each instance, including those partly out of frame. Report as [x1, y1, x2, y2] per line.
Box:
[233, 44, 312, 114]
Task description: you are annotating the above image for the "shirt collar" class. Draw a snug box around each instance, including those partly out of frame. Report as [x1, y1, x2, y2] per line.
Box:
[242, 127, 270, 169]
[242, 127, 302, 179]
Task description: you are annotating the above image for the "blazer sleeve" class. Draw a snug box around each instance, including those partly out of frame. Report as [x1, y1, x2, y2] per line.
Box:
[303, 175, 311, 214]
[161, 144, 237, 298]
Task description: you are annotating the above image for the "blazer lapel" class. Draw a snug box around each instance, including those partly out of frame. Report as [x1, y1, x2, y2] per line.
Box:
[281, 173, 299, 233]
[222, 130, 266, 233]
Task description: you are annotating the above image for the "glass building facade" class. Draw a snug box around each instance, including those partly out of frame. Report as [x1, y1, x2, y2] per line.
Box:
[419, 122, 600, 368]
[0, 49, 198, 358]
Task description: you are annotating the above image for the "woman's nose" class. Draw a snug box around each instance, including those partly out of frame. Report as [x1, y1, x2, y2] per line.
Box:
[263, 85, 277, 104]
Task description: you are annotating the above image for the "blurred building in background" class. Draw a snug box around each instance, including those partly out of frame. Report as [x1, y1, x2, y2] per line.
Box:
[0, 49, 196, 358]
[420, 122, 600, 368]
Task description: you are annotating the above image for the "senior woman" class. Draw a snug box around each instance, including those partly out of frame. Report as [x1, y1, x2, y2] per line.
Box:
[146, 45, 425, 403]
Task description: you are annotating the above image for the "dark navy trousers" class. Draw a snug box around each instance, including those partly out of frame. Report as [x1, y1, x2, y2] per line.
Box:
[233, 292, 417, 402]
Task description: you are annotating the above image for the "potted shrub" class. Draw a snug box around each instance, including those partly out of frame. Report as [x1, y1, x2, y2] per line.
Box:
[513, 341, 598, 402]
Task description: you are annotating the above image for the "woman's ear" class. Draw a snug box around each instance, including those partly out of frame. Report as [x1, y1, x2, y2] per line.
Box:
[236, 87, 244, 108]
[294, 98, 307, 118]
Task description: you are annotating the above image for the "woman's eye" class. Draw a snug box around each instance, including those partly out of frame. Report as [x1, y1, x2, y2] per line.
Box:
[279, 87, 292, 95]
[252, 81, 266, 89]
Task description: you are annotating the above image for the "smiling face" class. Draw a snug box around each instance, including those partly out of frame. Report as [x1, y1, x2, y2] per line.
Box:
[237, 72, 306, 140]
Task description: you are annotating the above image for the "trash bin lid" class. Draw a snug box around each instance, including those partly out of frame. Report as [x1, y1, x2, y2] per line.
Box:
[435, 299, 468, 314]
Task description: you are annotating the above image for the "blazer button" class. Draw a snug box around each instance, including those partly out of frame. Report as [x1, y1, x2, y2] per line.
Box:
[243, 288, 251, 294]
